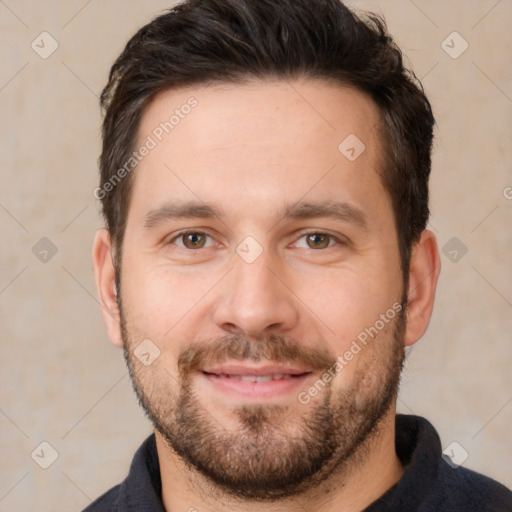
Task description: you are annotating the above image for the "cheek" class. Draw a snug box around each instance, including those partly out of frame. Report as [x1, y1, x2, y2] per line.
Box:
[119, 258, 225, 372]
[295, 265, 401, 345]
[121, 258, 206, 325]
[291, 262, 403, 394]
[325, 317, 402, 402]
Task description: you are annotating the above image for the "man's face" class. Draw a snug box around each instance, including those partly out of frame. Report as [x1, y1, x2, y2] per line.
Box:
[117, 80, 406, 499]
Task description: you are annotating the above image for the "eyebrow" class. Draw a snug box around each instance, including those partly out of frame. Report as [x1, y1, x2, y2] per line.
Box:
[143, 199, 368, 231]
[283, 201, 368, 231]
[144, 201, 220, 228]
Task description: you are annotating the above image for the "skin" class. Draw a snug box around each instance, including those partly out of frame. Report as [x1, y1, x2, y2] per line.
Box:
[93, 79, 441, 511]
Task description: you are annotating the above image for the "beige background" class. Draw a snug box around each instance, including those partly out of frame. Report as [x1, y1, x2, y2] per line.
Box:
[1, 1, 511, 510]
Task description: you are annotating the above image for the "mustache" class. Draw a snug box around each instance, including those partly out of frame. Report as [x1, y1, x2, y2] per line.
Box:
[178, 333, 336, 377]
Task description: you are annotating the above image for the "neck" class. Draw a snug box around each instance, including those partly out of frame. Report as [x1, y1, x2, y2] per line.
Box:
[155, 409, 403, 512]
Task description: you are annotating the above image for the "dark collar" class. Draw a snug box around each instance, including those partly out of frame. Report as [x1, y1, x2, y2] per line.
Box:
[363, 414, 442, 510]
[115, 434, 165, 511]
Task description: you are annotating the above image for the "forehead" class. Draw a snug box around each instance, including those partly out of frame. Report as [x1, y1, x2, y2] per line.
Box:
[129, 79, 389, 224]
[138, 79, 381, 155]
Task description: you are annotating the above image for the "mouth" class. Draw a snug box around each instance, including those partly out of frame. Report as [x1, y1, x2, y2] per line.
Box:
[205, 373, 301, 382]
[200, 363, 314, 399]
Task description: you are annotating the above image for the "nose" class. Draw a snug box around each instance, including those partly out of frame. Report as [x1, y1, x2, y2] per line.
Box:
[211, 252, 300, 338]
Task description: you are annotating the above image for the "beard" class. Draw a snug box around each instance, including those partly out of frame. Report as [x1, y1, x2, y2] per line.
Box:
[120, 302, 406, 502]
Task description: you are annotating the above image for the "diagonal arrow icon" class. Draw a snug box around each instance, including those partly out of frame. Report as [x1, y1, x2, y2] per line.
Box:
[338, 134, 365, 161]
[31, 441, 58, 468]
[236, 236, 263, 263]
[441, 32, 468, 59]
[31, 31, 59, 59]
[134, 339, 161, 365]
[442, 236, 467, 263]
[32, 237, 58, 262]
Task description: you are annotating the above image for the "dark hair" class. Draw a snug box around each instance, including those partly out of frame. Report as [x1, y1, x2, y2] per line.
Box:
[98, 0, 434, 279]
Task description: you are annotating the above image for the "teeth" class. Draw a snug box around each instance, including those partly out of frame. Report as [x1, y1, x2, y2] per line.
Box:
[221, 374, 292, 382]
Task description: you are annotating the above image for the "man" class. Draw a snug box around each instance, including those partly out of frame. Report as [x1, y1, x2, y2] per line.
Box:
[88, 0, 512, 510]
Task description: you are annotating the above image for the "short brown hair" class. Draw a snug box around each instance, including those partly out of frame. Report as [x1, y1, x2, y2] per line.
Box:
[98, 0, 434, 278]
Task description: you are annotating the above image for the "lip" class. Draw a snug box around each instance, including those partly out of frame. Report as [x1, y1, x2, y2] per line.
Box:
[200, 363, 314, 399]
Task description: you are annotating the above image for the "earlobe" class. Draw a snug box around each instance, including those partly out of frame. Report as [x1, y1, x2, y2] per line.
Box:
[92, 229, 123, 348]
[404, 230, 441, 347]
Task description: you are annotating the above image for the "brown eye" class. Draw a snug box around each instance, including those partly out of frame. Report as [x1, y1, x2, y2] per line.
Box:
[181, 232, 207, 249]
[306, 233, 331, 249]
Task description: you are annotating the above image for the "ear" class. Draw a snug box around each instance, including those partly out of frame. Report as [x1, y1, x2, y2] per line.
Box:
[92, 229, 123, 348]
[404, 229, 441, 347]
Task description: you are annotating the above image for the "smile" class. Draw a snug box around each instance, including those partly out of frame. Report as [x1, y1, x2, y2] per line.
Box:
[200, 364, 314, 398]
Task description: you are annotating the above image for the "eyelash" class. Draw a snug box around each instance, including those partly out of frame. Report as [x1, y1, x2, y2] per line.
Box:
[168, 229, 344, 250]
